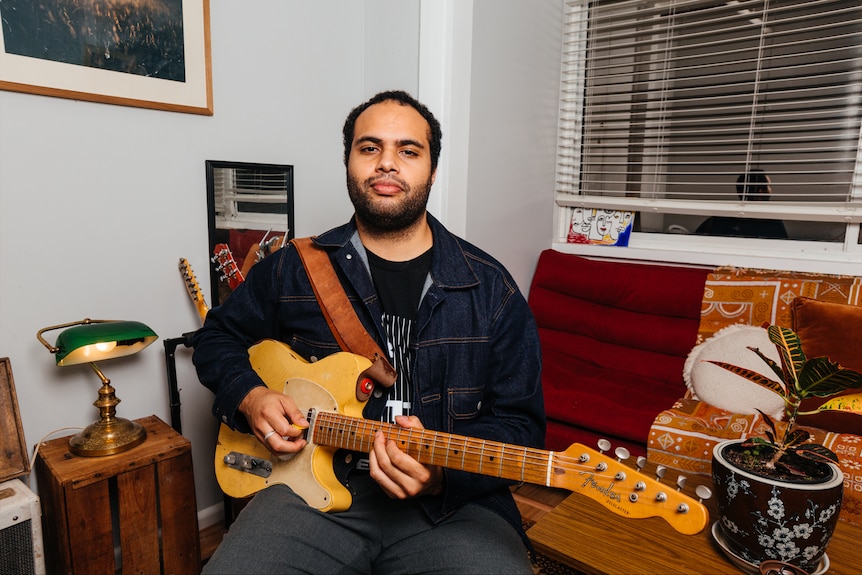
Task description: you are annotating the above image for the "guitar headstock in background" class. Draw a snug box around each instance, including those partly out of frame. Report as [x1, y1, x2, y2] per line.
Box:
[212, 243, 244, 290]
[179, 258, 210, 324]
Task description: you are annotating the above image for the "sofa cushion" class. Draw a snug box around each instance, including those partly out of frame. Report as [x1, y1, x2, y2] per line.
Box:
[529, 250, 709, 453]
[791, 297, 862, 434]
[792, 297, 862, 372]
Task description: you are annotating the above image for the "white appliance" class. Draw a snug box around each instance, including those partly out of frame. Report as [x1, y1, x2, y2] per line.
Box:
[0, 478, 46, 575]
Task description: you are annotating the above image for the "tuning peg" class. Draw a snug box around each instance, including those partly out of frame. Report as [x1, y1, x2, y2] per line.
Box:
[695, 485, 713, 502]
[655, 465, 666, 482]
[597, 439, 611, 454]
[676, 475, 687, 491]
[614, 447, 630, 462]
[636, 456, 647, 472]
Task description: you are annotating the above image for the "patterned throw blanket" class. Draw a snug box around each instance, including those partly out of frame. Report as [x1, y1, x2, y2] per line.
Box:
[698, 265, 862, 344]
[648, 266, 862, 526]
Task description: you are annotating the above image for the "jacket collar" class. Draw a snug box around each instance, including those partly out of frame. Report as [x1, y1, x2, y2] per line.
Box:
[313, 213, 479, 290]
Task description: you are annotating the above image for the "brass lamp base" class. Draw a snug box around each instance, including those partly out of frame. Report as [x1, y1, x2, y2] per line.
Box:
[69, 417, 147, 457]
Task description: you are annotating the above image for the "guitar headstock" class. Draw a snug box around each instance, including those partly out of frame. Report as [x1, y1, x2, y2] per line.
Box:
[212, 243, 245, 289]
[549, 441, 710, 535]
[179, 258, 210, 324]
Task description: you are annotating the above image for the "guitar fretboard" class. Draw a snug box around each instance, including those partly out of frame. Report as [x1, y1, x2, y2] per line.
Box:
[311, 411, 555, 485]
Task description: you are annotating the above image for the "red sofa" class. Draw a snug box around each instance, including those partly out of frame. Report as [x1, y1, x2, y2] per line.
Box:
[527, 249, 709, 455]
[528, 250, 862, 523]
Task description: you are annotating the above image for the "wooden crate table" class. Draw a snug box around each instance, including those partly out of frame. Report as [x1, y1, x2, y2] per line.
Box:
[35, 415, 200, 575]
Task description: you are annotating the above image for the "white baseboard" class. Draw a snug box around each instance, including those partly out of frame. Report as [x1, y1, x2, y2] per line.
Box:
[198, 502, 225, 530]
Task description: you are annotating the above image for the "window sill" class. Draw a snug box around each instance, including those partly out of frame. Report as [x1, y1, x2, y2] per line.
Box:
[552, 233, 862, 275]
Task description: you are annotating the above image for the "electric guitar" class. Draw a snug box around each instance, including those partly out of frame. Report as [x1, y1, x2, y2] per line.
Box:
[178, 258, 210, 324]
[215, 340, 711, 535]
[212, 243, 244, 289]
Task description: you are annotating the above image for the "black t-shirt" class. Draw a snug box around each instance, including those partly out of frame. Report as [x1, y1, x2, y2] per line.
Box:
[365, 248, 432, 422]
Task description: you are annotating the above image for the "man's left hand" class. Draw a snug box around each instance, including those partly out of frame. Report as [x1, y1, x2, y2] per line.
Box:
[368, 415, 444, 498]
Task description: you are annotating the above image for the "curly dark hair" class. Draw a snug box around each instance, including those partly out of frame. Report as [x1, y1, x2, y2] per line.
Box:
[342, 90, 442, 172]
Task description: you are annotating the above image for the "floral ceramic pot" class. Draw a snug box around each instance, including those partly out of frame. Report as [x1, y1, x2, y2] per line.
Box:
[712, 440, 844, 573]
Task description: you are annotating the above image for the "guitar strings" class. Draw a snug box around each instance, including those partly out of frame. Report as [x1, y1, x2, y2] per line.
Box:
[311, 410, 701, 512]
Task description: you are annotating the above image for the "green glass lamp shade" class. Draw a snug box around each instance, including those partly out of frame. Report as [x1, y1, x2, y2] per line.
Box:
[54, 321, 158, 366]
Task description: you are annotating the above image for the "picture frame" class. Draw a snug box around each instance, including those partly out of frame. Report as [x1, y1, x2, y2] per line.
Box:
[205, 160, 295, 307]
[0, 357, 30, 482]
[0, 0, 213, 115]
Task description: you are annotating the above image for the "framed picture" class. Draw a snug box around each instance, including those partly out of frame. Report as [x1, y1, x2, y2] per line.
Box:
[0, 0, 212, 115]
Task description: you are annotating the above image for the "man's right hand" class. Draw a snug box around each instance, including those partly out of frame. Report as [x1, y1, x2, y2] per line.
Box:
[238, 386, 309, 454]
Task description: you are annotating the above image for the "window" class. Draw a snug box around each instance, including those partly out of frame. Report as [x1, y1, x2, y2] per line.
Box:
[555, 0, 862, 256]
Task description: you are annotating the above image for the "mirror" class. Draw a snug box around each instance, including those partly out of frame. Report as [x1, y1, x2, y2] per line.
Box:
[205, 160, 294, 307]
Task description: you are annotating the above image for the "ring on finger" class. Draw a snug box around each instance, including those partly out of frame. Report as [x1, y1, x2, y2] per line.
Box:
[263, 430, 278, 443]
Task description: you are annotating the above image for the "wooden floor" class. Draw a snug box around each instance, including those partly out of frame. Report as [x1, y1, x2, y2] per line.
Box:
[199, 484, 569, 563]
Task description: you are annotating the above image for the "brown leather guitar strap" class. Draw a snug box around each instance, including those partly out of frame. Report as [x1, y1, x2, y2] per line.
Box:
[291, 237, 397, 391]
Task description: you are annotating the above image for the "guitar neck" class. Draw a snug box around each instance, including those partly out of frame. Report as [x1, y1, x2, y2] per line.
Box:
[312, 411, 552, 485]
[310, 410, 709, 535]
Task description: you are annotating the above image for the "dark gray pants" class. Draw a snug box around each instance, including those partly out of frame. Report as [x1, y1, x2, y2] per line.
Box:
[203, 474, 533, 575]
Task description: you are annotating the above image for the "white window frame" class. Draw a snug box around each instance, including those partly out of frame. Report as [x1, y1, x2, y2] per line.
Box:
[553, 0, 862, 274]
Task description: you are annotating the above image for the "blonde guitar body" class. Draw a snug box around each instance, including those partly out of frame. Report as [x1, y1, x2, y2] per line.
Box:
[215, 340, 372, 512]
[215, 340, 711, 535]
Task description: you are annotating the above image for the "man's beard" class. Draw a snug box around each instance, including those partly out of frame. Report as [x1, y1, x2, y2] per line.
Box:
[347, 173, 433, 236]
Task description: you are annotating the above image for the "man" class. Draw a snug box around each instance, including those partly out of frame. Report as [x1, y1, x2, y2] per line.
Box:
[695, 169, 788, 239]
[193, 90, 545, 574]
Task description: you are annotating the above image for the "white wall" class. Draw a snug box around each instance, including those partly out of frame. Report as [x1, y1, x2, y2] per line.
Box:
[0, 0, 564, 521]
[465, 0, 562, 283]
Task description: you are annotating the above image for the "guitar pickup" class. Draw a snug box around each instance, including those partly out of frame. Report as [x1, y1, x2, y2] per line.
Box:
[223, 451, 273, 478]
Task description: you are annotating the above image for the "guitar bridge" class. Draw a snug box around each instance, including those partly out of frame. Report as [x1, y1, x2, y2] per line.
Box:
[223, 451, 273, 478]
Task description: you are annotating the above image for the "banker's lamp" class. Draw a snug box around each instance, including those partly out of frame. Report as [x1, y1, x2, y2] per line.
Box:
[36, 318, 158, 456]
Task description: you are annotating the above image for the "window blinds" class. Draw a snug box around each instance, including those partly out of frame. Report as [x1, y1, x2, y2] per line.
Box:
[556, 0, 862, 222]
[212, 165, 291, 230]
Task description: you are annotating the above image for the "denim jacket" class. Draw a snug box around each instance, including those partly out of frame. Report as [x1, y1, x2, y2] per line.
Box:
[192, 214, 545, 544]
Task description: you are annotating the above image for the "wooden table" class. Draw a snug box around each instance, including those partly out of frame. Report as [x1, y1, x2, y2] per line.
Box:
[35, 415, 201, 575]
[528, 482, 861, 575]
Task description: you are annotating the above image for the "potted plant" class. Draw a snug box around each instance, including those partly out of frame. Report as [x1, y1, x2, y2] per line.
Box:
[707, 324, 862, 574]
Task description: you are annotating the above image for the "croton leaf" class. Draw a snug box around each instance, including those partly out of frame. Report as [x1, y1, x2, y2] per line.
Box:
[767, 325, 806, 376]
[782, 428, 811, 448]
[706, 360, 785, 396]
[795, 443, 839, 465]
[746, 346, 788, 392]
[817, 392, 862, 416]
[797, 359, 862, 398]
[776, 460, 813, 478]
